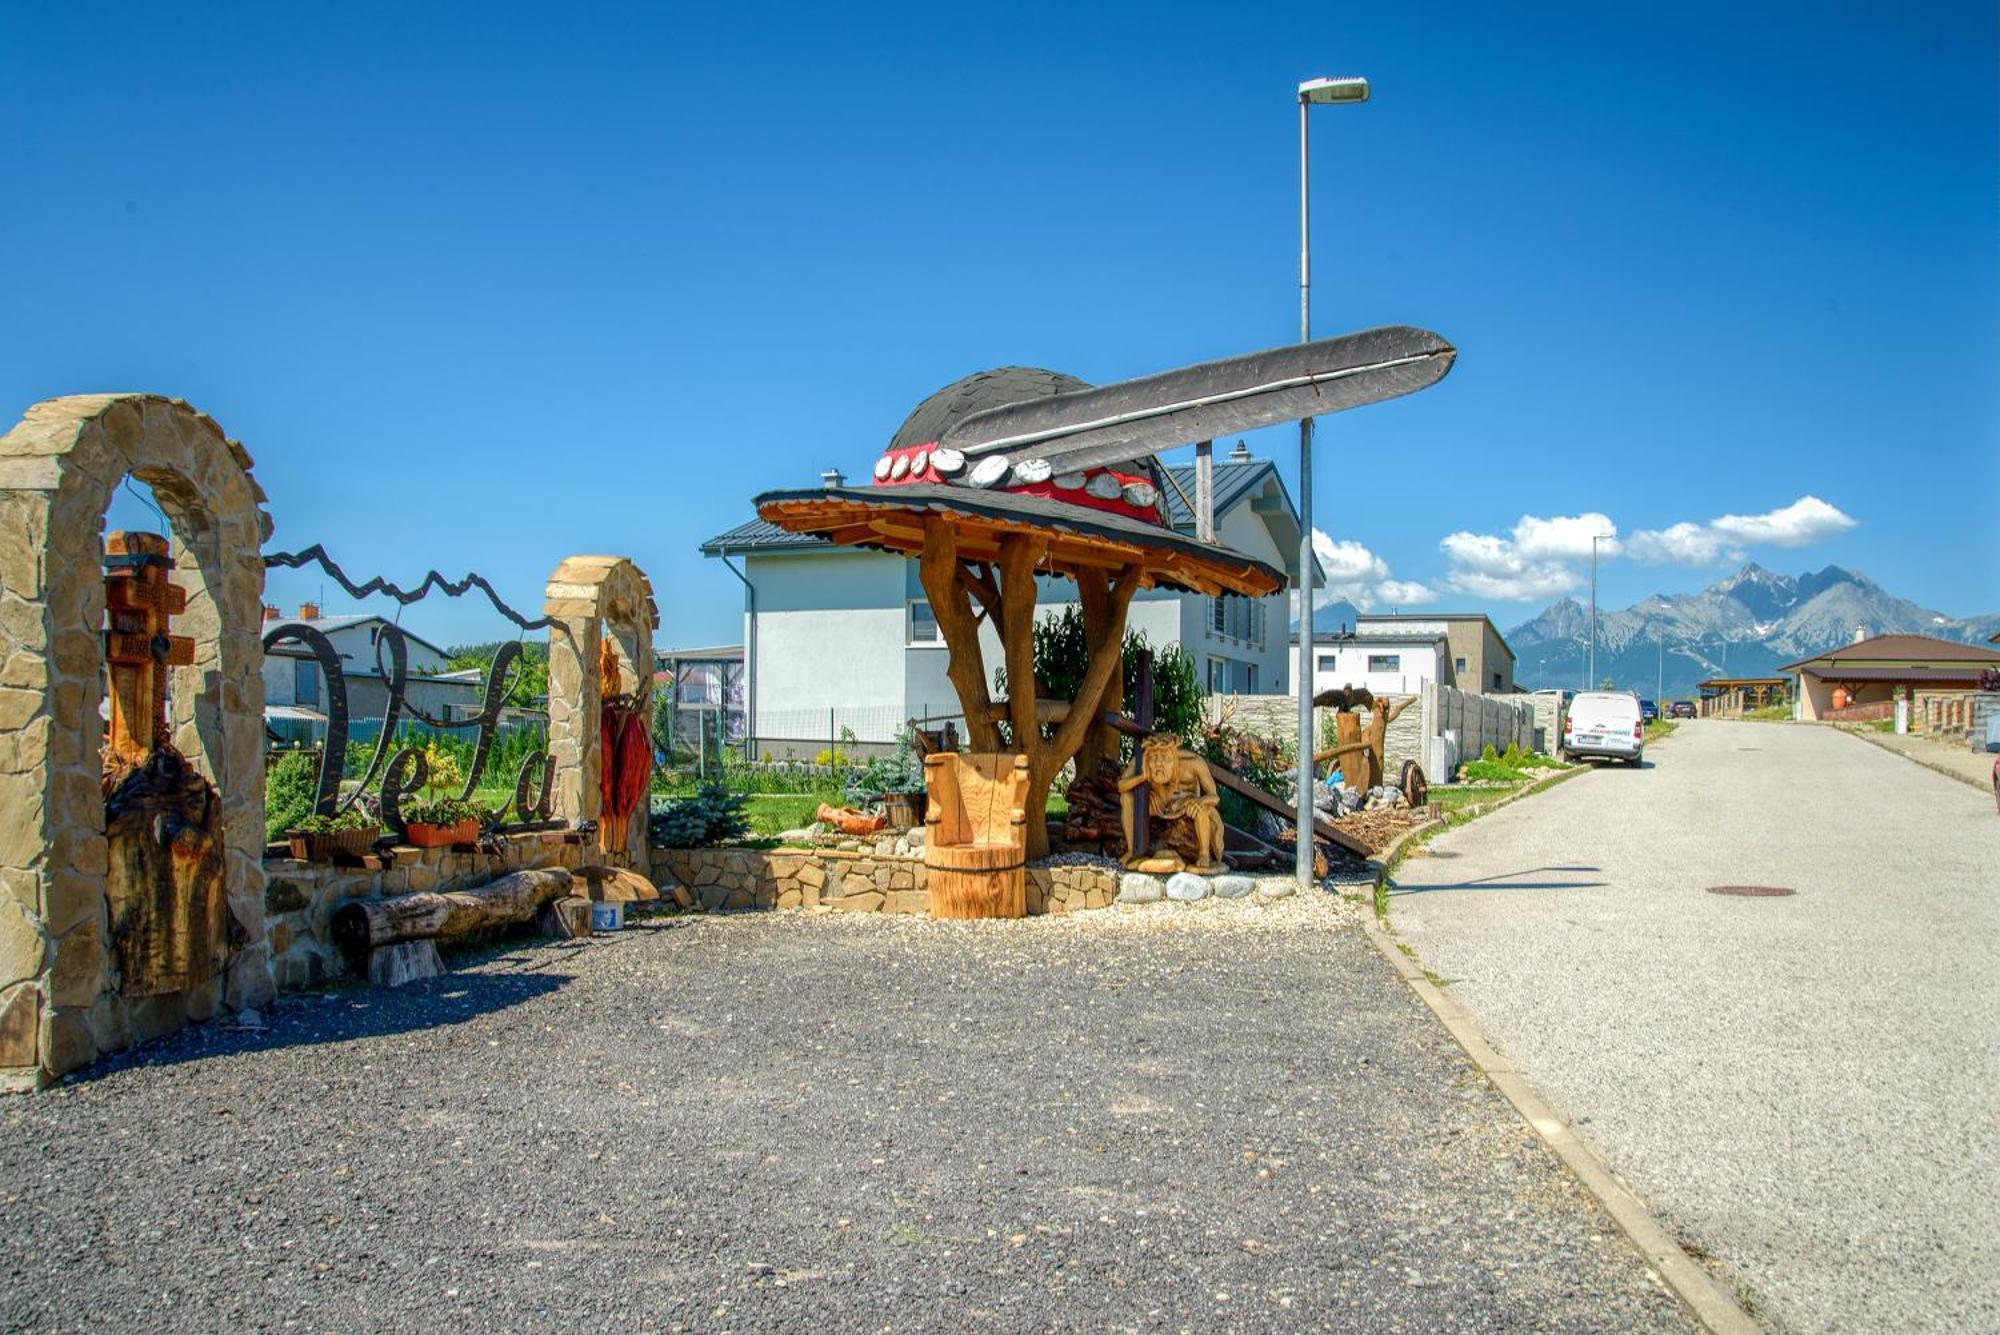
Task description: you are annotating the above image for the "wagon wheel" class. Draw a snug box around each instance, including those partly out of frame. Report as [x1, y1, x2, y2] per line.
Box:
[1399, 759, 1429, 808]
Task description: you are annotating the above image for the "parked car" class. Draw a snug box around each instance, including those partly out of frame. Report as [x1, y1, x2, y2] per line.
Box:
[1561, 691, 1644, 764]
[1640, 699, 1660, 723]
[1668, 700, 1695, 719]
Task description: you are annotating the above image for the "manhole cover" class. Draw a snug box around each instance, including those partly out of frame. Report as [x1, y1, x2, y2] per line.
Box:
[1706, 884, 1796, 898]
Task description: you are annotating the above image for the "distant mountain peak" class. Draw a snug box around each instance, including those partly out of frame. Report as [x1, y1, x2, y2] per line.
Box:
[1505, 563, 1993, 699]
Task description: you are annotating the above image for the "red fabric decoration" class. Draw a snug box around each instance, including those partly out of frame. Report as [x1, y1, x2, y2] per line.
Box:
[600, 702, 651, 822]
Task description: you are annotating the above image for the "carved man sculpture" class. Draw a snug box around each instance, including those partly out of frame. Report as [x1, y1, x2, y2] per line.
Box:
[1118, 732, 1225, 874]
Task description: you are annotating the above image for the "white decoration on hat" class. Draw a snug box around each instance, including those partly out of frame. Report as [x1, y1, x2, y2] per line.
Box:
[967, 455, 1012, 488]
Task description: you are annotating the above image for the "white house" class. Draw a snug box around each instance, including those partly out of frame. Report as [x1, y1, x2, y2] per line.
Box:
[702, 449, 1312, 756]
[1292, 629, 1455, 698]
[260, 604, 488, 745]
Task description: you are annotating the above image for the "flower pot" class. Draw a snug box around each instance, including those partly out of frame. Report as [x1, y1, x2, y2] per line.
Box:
[881, 790, 928, 830]
[405, 818, 479, 848]
[286, 824, 382, 862]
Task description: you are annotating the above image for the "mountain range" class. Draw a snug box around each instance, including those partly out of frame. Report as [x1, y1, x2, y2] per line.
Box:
[1504, 564, 2000, 698]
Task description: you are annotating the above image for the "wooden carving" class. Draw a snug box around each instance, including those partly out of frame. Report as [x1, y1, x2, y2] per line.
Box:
[1118, 733, 1225, 875]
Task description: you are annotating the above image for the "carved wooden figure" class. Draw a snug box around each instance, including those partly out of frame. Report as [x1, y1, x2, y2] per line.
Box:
[1117, 733, 1226, 874]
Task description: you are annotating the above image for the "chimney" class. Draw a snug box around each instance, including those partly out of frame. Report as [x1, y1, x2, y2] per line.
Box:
[1853, 625, 1867, 644]
[262, 604, 281, 622]
[1228, 440, 1251, 463]
[298, 601, 320, 621]
[820, 467, 846, 489]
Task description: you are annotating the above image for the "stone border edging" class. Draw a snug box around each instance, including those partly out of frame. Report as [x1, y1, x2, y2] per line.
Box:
[1363, 765, 1761, 1335]
[1834, 724, 1991, 794]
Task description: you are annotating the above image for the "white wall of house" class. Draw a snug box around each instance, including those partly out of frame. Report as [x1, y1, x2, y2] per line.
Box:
[1293, 637, 1448, 697]
[745, 548, 908, 744]
[1176, 502, 1291, 695]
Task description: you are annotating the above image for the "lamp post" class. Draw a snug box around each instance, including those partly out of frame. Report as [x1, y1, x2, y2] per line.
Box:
[1587, 532, 1611, 690]
[1294, 74, 1370, 890]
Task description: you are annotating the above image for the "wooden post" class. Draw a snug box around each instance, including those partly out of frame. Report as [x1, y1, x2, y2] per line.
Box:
[1127, 649, 1155, 860]
[102, 531, 194, 773]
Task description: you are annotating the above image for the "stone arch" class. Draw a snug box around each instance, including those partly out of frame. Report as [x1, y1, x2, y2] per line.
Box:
[543, 557, 658, 870]
[0, 394, 272, 1088]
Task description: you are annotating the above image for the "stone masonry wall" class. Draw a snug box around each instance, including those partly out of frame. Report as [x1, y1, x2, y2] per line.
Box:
[260, 833, 585, 992]
[651, 837, 1120, 917]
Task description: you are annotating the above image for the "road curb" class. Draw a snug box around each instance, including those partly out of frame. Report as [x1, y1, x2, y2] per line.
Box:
[1364, 767, 1761, 1335]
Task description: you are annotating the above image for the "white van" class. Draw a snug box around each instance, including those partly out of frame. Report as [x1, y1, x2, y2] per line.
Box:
[1562, 691, 1644, 764]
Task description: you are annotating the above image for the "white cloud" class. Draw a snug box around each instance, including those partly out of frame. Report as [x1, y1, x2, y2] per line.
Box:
[1439, 512, 1615, 601]
[1301, 530, 1431, 611]
[1376, 579, 1437, 606]
[1627, 495, 1857, 565]
[1709, 495, 1857, 548]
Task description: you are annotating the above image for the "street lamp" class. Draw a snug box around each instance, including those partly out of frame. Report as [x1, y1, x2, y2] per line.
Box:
[1295, 74, 1370, 890]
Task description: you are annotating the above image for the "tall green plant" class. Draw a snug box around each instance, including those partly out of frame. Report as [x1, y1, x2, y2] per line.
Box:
[264, 749, 318, 841]
[994, 606, 1207, 742]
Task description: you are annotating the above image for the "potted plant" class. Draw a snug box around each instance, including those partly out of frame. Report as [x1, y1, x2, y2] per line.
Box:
[403, 795, 484, 848]
[847, 730, 928, 830]
[401, 743, 483, 846]
[287, 808, 382, 862]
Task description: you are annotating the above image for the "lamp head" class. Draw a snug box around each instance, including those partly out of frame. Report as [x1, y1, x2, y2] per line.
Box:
[1299, 76, 1370, 105]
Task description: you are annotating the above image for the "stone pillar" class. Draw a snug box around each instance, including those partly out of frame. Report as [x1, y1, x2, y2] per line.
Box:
[0, 395, 273, 1089]
[543, 557, 659, 870]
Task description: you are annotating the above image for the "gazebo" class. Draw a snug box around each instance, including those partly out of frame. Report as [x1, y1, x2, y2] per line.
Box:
[754, 325, 1455, 871]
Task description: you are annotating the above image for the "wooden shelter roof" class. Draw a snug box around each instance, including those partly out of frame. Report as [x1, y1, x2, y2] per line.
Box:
[753, 483, 1285, 597]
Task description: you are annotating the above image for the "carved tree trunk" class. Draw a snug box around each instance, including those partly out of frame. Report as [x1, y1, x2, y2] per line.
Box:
[330, 867, 576, 968]
[914, 517, 1138, 861]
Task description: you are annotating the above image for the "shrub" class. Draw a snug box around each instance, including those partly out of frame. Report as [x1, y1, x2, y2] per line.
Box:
[1502, 742, 1526, 767]
[650, 782, 752, 847]
[1480, 743, 1499, 762]
[265, 750, 318, 842]
[995, 607, 1207, 744]
[846, 729, 926, 804]
[1460, 758, 1528, 783]
[403, 795, 484, 827]
[1198, 724, 1293, 830]
[293, 808, 377, 835]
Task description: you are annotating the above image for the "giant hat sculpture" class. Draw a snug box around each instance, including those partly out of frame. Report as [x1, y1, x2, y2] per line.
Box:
[755, 324, 1454, 863]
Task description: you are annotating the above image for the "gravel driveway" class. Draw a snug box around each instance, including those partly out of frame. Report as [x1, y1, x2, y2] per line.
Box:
[1392, 720, 2000, 1332]
[0, 894, 1688, 1331]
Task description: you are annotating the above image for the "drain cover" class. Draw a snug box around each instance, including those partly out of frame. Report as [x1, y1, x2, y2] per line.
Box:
[1706, 884, 1796, 898]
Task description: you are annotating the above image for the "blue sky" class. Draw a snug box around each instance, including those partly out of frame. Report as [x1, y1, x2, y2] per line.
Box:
[4, 1, 1993, 648]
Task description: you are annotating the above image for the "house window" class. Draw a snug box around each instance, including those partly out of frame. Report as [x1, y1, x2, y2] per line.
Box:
[1367, 654, 1400, 673]
[1207, 656, 1229, 693]
[1245, 664, 1259, 693]
[908, 599, 944, 645]
[678, 664, 719, 707]
[294, 659, 319, 709]
[1211, 596, 1227, 635]
[1491, 670, 1503, 689]
[1454, 657, 1466, 674]
[1316, 654, 1337, 674]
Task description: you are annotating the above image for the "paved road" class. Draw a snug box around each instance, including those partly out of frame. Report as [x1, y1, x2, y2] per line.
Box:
[0, 896, 1688, 1331]
[1392, 720, 2000, 1332]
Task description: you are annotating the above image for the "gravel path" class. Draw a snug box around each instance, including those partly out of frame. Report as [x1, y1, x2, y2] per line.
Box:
[1392, 719, 2000, 1332]
[0, 893, 1687, 1331]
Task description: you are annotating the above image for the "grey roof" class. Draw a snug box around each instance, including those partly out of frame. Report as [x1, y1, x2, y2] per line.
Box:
[263, 614, 452, 661]
[656, 643, 744, 662]
[701, 459, 1300, 563]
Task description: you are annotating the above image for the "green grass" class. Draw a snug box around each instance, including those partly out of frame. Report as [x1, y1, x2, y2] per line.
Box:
[1643, 718, 1679, 743]
[1428, 783, 1522, 815]
[1744, 703, 1793, 722]
[743, 793, 834, 836]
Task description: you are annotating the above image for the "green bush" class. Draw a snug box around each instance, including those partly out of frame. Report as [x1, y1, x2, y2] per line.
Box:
[1460, 758, 1528, 783]
[846, 729, 926, 804]
[1480, 743, 1499, 762]
[995, 607, 1206, 744]
[1501, 742, 1525, 767]
[264, 750, 318, 842]
[1198, 725, 1293, 831]
[403, 795, 484, 827]
[650, 782, 752, 847]
[293, 808, 377, 835]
